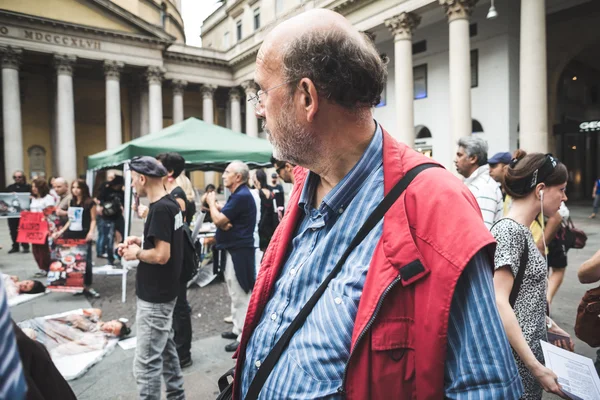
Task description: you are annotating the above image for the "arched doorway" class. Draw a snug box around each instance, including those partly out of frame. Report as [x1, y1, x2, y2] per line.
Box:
[414, 125, 432, 158]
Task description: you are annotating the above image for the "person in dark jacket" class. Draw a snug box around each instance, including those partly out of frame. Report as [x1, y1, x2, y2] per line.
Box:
[6, 170, 31, 254]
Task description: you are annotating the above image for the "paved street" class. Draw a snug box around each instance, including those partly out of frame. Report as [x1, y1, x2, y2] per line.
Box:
[1, 202, 599, 399]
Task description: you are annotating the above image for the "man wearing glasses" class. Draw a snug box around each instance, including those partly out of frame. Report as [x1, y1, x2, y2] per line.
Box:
[5, 171, 31, 254]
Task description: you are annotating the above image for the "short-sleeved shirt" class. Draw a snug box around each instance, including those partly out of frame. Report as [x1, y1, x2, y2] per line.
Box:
[215, 185, 257, 250]
[136, 194, 184, 303]
[63, 199, 94, 240]
[491, 218, 547, 400]
[29, 194, 55, 212]
[464, 165, 503, 229]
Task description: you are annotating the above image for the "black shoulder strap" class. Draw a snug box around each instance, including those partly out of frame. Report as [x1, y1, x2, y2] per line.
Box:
[509, 237, 529, 308]
[245, 163, 439, 400]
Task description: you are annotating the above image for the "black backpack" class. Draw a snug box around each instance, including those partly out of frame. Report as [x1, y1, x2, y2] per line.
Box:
[181, 223, 199, 283]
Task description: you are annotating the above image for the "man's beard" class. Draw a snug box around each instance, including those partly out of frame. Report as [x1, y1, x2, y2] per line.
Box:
[262, 98, 317, 167]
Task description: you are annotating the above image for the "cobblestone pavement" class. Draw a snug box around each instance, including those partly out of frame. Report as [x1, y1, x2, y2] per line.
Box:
[1, 202, 599, 399]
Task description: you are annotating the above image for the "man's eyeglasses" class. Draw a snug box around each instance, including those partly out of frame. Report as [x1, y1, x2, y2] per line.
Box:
[247, 79, 297, 110]
[13, 176, 23, 180]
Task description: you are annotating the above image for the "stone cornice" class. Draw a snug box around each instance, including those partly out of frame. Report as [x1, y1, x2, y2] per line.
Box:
[86, 0, 177, 42]
[332, 0, 376, 15]
[53, 54, 77, 76]
[163, 50, 229, 68]
[0, 10, 172, 46]
[104, 60, 124, 80]
[0, 46, 23, 70]
[439, 0, 478, 22]
[385, 12, 422, 40]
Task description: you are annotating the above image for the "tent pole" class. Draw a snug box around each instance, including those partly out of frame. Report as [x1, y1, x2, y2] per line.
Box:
[86, 170, 96, 197]
[122, 163, 132, 303]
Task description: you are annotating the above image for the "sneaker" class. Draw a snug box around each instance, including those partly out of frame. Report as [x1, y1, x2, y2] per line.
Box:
[33, 270, 47, 278]
[8, 247, 19, 254]
[225, 341, 239, 352]
[84, 288, 100, 298]
[221, 331, 238, 340]
[223, 315, 233, 324]
[179, 356, 193, 369]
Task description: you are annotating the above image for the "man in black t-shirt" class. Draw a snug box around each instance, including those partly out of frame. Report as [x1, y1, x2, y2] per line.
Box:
[117, 156, 185, 400]
[97, 176, 125, 264]
[6, 170, 31, 254]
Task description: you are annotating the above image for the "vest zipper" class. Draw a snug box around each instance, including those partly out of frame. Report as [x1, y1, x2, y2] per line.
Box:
[338, 273, 403, 396]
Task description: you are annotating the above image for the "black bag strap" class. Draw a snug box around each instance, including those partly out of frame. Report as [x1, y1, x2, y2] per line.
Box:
[509, 236, 529, 308]
[245, 163, 439, 400]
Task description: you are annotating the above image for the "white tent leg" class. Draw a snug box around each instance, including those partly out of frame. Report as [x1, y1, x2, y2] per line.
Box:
[122, 163, 132, 303]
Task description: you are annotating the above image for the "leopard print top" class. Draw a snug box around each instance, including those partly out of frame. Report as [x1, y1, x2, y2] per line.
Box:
[491, 218, 548, 400]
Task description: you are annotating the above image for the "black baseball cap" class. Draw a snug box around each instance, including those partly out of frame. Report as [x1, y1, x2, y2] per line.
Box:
[129, 156, 167, 177]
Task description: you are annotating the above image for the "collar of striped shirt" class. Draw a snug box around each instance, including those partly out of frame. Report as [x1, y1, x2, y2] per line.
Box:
[298, 122, 383, 222]
[464, 164, 491, 185]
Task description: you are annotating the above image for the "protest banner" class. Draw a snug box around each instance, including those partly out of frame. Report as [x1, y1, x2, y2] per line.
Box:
[0, 193, 30, 218]
[47, 238, 86, 293]
[16, 211, 49, 244]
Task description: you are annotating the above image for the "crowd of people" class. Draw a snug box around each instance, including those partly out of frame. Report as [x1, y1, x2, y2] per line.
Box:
[2, 7, 600, 400]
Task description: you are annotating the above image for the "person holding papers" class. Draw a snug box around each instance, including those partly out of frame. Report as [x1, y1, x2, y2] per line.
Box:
[491, 151, 571, 399]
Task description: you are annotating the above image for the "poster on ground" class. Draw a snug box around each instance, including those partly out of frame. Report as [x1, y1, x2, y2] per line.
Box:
[0, 193, 30, 218]
[47, 238, 86, 293]
[16, 211, 49, 244]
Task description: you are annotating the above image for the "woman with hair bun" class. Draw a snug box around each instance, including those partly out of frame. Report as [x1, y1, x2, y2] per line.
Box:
[491, 152, 571, 399]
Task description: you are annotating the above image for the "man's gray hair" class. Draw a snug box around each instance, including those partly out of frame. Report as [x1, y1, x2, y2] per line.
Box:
[458, 136, 488, 166]
[229, 161, 250, 183]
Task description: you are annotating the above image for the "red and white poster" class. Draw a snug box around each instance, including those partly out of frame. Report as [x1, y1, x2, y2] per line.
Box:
[47, 238, 86, 293]
[17, 211, 49, 245]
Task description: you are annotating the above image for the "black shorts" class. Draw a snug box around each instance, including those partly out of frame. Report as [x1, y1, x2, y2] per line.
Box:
[547, 239, 567, 268]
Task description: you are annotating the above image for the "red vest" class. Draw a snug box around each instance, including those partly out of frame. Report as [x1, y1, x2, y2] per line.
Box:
[232, 129, 495, 399]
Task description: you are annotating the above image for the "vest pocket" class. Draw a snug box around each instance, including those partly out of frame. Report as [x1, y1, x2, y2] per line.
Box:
[371, 318, 415, 395]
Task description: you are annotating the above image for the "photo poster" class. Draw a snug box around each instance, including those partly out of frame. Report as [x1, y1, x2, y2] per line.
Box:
[16, 211, 49, 245]
[47, 238, 86, 293]
[0, 193, 30, 218]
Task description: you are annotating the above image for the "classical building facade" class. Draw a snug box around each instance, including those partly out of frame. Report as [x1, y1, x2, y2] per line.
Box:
[2, 0, 600, 198]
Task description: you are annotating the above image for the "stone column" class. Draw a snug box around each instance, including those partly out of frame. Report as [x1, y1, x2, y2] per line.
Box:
[241, 80, 259, 137]
[1, 47, 24, 184]
[520, 0, 548, 152]
[201, 84, 217, 124]
[229, 88, 242, 132]
[53, 54, 78, 182]
[146, 66, 164, 134]
[385, 12, 421, 146]
[104, 60, 123, 149]
[172, 79, 187, 124]
[140, 82, 149, 136]
[440, 0, 477, 147]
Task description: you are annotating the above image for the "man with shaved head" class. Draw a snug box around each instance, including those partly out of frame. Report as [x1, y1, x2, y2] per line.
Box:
[230, 9, 522, 400]
[206, 161, 257, 352]
[52, 177, 71, 227]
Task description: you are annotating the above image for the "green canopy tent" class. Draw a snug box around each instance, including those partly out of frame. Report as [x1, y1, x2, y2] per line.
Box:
[85, 118, 273, 303]
[87, 117, 273, 172]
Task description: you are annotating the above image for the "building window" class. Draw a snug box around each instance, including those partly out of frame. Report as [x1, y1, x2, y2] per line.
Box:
[275, 0, 283, 15]
[223, 31, 230, 48]
[414, 64, 427, 99]
[469, 23, 477, 37]
[471, 49, 478, 88]
[160, 2, 167, 28]
[412, 40, 427, 55]
[236, 20, 242, 41]
[254, 8, 260, 30]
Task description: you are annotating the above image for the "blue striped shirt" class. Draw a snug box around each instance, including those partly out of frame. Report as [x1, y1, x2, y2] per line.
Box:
[0, 278, 26, 400]
[241, 124, 522, 399]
